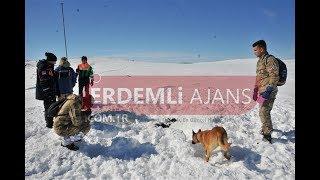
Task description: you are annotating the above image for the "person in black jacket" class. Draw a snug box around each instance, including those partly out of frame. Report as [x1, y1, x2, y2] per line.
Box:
[36, 52, 58, 128]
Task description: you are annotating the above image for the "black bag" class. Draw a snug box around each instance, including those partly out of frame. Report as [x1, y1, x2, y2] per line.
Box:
[266, 55, 287, 86]
[47, 98, 68, 118]
[276, 58, 287, 86]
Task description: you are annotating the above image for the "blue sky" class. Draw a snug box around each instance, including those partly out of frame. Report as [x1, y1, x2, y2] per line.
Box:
[26, 0, 295, 62]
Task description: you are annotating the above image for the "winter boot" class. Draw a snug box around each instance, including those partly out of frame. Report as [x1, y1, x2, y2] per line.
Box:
[61, 137, 79, 151]
[61, 142, 79, 151]
[70, 132, 84, 142]
[45, 117, 53, 128]
[262, 134, 272, 143]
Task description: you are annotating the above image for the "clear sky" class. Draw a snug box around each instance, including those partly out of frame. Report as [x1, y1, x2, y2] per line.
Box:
[26, 0, 295, 62]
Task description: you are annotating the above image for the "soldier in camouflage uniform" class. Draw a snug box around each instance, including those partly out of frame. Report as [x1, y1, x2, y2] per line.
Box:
[53, 94, 91, 150]
[252, 40, 279, 143]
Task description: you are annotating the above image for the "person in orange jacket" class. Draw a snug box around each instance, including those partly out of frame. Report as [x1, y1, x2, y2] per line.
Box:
[76, 56, 94, 113]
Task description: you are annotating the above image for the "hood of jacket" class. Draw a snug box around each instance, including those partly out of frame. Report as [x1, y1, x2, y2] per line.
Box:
[59, 60, 71, 68]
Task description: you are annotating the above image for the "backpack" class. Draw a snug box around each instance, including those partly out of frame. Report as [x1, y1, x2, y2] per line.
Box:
[265, 55, 287, 86]
[47, 98, 68, 118]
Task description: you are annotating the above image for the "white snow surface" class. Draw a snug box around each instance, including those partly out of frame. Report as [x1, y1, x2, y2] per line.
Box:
[25, 58, 295, 179]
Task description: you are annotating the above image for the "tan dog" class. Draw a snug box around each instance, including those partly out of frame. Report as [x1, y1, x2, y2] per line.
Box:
[192, 126, 231, 162]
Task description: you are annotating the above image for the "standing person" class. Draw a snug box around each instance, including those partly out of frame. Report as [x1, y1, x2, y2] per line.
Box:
[76, 56, 94, 113]
[252, 40, 280, 143]
[36, 52, 58, 128]
[55, 57, 77, 100]
[76, 56, 93, 96]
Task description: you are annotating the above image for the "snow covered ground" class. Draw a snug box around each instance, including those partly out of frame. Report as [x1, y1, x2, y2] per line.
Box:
[25, 58, 295, 179]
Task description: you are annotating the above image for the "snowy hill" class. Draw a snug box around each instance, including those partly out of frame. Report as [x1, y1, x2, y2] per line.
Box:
[25, 58, 295, 179]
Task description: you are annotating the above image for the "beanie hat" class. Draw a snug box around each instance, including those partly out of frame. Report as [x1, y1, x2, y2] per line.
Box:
[45, 52, 57, 61]
[81, 56, 87, 60]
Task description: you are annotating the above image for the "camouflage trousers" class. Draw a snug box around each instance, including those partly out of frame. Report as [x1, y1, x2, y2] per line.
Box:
[54, 120, 91, 137]
[259, 98, 275, 135]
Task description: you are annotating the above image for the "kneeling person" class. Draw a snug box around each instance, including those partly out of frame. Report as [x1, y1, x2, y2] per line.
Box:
[53, 94, 91, 151]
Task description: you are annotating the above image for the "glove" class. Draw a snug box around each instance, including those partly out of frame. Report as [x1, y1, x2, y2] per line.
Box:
[90, 78, 94, 86]
[257, 94, 266, 105]
[253, 86, 258, 101]
[260, 86, 273, 100]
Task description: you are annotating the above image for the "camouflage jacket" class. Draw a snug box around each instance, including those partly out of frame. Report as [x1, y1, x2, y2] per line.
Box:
[54, 94, 86, 127]
[255, 53, 279, 98]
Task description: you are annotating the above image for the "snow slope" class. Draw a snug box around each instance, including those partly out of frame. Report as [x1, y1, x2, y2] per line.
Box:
[25, 58, 295, 179]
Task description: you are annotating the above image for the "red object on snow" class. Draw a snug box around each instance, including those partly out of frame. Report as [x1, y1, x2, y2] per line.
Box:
[82, 94, 93, 112]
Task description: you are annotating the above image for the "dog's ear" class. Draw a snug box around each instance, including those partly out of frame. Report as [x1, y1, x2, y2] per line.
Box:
[198, 129, 201, 132]
[192, 130, 195, 134]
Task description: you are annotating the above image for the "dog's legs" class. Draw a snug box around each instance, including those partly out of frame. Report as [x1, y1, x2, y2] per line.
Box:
[203, 145, 209, 162]
[219, 136, 231, 160]
[204, 150, 209, 162]
[223, 150, 231, 160]
[220, 143, 231, 160]
[205, 145, 214, 162]
[203, 145, 211, 162]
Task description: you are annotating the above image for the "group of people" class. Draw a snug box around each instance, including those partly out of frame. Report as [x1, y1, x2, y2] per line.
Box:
[36, 53, 94, 150]
[34, 39, 282, 151]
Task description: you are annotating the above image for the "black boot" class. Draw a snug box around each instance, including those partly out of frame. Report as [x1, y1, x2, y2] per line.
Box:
[44, 97, 56, 128]
[262, 134, 272, 143]
[45, 117, 53, 128]
[61, 143, 79, 151]
[46, 124, 53, 128]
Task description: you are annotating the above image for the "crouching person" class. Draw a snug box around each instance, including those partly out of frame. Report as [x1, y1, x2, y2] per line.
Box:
[53, 94, 91, 151]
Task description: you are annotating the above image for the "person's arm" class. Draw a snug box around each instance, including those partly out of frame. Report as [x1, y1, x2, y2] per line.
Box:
[38, 66, 56, 96]
[89, 66, 93, 78]
[68, 100, 83, 127]
[260, 56, 280, 99]
[266, 56, 280, 88]
[71, 68, 77, 87]
[38, 66, 52, 84]
[89, 66, 94, 86]
[54, 70, 60, 96]
[76, 65, 80, 73]
[253, 62, 260, 101]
